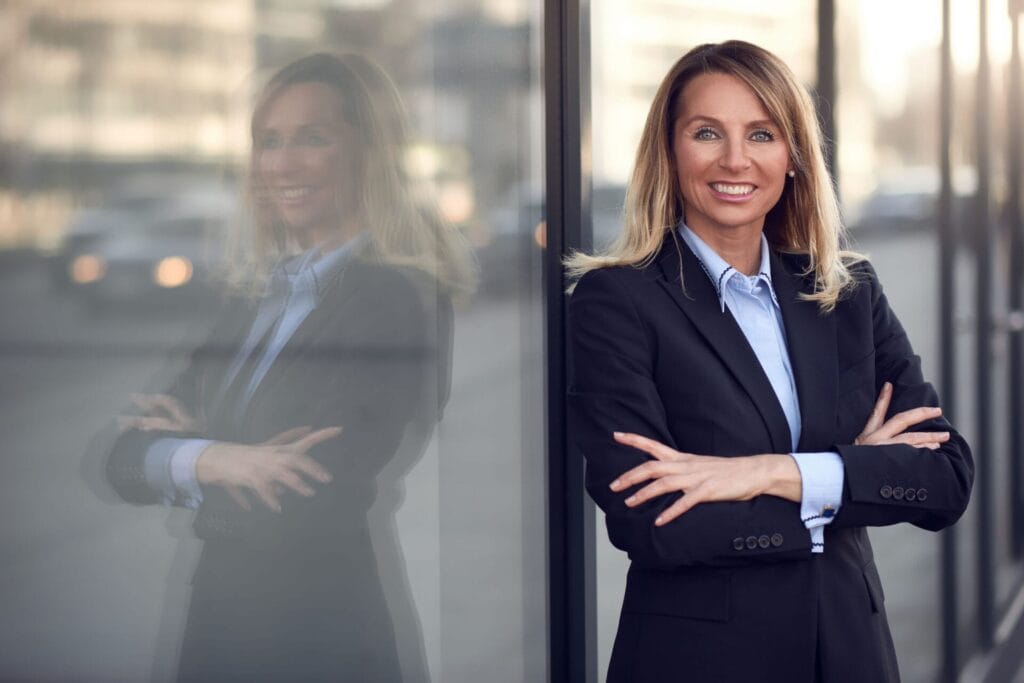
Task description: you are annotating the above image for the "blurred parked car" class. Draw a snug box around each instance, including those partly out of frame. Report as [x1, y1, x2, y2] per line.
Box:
[53, 176, 236, 308]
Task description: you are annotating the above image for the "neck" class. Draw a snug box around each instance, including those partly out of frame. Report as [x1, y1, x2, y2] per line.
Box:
[686, 222, 763, 276]
[294, 217, 363, 256]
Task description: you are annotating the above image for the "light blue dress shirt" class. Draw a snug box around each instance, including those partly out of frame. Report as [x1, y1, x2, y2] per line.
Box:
[679, 224, 843, 552]
[143, 236, 363, 507]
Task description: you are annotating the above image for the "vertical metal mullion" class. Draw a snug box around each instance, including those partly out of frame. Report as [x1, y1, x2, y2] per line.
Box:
[1007, 0, 1024, 562]
[816, 0, 838, 186]
[544, 0, 595, 679]
[974, 0, 996, 652]
[938, 0, 960, 679]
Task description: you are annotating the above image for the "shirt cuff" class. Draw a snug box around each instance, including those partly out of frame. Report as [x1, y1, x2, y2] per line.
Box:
[144, 438, 211, 508]
[790, 451, 845, 553]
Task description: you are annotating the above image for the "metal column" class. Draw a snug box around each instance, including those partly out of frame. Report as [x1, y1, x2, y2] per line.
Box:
[974, 0, 996, 652]
[544, 0, 596, 679]
[938, 0, 961, 678]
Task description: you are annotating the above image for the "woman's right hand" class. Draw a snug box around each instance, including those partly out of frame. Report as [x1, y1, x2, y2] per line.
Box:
[855, 382, 949, 450]
[196, 426, 341, 513]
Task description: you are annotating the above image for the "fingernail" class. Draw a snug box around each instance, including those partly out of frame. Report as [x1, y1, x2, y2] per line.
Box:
[625, 495, 636, 505]
[613, 431, 624, 438]
[609, 479, 621, 490]
[654, 516, 664, 526]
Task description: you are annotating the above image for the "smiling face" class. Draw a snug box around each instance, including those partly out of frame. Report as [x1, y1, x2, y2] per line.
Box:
[255, 82, 362, 247]
[672, 72, 791, 244]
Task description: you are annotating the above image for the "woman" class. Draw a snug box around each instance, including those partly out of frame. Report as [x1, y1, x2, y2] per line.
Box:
[567, 41, 972, 682]
[106, 53, 472, 681]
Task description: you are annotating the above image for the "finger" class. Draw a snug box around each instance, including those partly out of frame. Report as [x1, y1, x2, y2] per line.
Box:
[655, 491, 701, 526]
[273, 468, 316, 497]
[289, 455, 333, 484]
[226, 485, 251, 511]
[858, 382, 892, 441]
[625, 475, 687, 507]
[264, 426, 314, 446]
[610, 461, 676, 491]
[148, 394, 192, 425]
[877, 406, 942, 439]
[613, 432, 683, 462]
[893, 431, 950, 446]
[251, 482, 282, 513]
[291, 426, 344, 452]
[117, 415, 178, 431]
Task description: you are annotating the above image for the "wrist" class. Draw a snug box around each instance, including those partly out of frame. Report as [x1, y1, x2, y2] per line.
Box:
[757, 453, 802, 502]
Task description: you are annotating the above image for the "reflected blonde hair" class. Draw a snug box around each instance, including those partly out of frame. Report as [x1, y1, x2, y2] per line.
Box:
[232, 52, 475, 298]
[566, 40, 861, 310]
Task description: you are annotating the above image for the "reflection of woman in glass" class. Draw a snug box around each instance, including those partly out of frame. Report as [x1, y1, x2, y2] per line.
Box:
[568, 41, 972, 682]
[106, 53, 472, 681]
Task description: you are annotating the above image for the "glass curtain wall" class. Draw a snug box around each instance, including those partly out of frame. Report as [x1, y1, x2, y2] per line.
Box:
[0, 1, 547, 681]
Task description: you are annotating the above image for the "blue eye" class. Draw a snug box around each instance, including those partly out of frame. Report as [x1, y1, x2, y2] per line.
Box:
[258, 134, 281, 150]
[694, 127, 718, 141]
[750, 129, 775, 142]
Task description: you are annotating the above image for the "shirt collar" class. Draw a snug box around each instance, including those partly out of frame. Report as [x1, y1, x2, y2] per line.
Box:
[678, 222, 779, 312]
[273, 231, 366, 299]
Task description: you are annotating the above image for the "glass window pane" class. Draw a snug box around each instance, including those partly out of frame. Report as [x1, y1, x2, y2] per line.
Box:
[0, 1, 546, 680]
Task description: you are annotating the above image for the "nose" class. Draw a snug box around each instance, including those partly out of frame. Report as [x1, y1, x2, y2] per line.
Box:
[718, 138, 751, 173]
[262, 144, 301, 178]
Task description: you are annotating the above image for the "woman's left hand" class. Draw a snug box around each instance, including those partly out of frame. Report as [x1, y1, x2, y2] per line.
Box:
[609, 432, 801, 526]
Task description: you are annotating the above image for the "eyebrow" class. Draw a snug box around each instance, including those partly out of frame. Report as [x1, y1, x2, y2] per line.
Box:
[679, 115, 779, 129]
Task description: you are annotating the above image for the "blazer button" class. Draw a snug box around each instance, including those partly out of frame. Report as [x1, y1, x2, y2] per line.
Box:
[733, 537, 745, 551]
[770, 533, 784, 547]
[892, 486, 905, 501]
[917, 488, 928, 502]
[905, 488, 917, 502]
[745, 535, 758, 550]
[758, 534, 771, 549]
[880, 485, 893, 499]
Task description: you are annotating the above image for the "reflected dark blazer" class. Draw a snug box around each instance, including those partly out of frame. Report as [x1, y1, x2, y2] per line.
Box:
[568, 236, 973, 683]
[106, 259, 451, 682]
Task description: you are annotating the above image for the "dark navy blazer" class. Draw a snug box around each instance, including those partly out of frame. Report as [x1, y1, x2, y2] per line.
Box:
[569, 235, 973, 683]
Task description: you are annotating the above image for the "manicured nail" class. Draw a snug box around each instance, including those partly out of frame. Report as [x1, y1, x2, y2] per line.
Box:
[609, 479, 621, 490]
[613, 431, 625, 438]
[625, 495, 636, 505]
[654, 516, 664, 526]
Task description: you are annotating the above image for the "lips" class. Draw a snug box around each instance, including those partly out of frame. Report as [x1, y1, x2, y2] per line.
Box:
[278, 186, 313, 201]
[709, 182, 755, 196]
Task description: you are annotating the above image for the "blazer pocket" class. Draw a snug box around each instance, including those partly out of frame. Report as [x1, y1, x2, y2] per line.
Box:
[622, 566, 729, 622]
[861, 560, 886, 614]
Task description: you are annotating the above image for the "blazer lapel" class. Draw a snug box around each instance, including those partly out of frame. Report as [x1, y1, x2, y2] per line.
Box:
[241, 264, 362, 424]
[769, 251, 838, 452]
[654, 236, 793, 454]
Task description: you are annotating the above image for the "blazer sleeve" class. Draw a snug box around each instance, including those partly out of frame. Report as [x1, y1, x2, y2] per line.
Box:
[831, 263, 974, 530]
[569, 267, 812, 569]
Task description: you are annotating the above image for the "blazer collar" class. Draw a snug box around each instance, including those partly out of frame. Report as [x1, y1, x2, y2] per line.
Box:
[653, 235, 837, 453]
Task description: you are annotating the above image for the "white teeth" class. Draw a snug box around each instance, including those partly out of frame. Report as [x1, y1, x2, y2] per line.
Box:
[711, 183, 755, 196]
[280, 187, 312, 199]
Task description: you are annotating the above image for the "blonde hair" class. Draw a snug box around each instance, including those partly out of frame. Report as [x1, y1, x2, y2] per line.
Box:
[231, 52, 475, 298]
[566, 40, 861, 310]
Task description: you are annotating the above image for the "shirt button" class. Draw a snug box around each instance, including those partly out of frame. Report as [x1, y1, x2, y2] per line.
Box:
[880, 485, 893, 500]
[905, 488, 917, 502]
[770, 533, 784, 547]
[892, 486, 905, 501]
[917, 488, 928, 502]
[758, 534, 771, 549]
[745, 535, 759, 550]
[733, 537, 745, 551]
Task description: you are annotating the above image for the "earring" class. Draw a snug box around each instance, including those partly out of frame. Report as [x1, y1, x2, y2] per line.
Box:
[787, 170, 796, 178]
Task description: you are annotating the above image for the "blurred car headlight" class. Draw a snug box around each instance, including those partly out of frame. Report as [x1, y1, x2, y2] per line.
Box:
[69, 254, 107, 284]
[153, 256, 193, 288]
